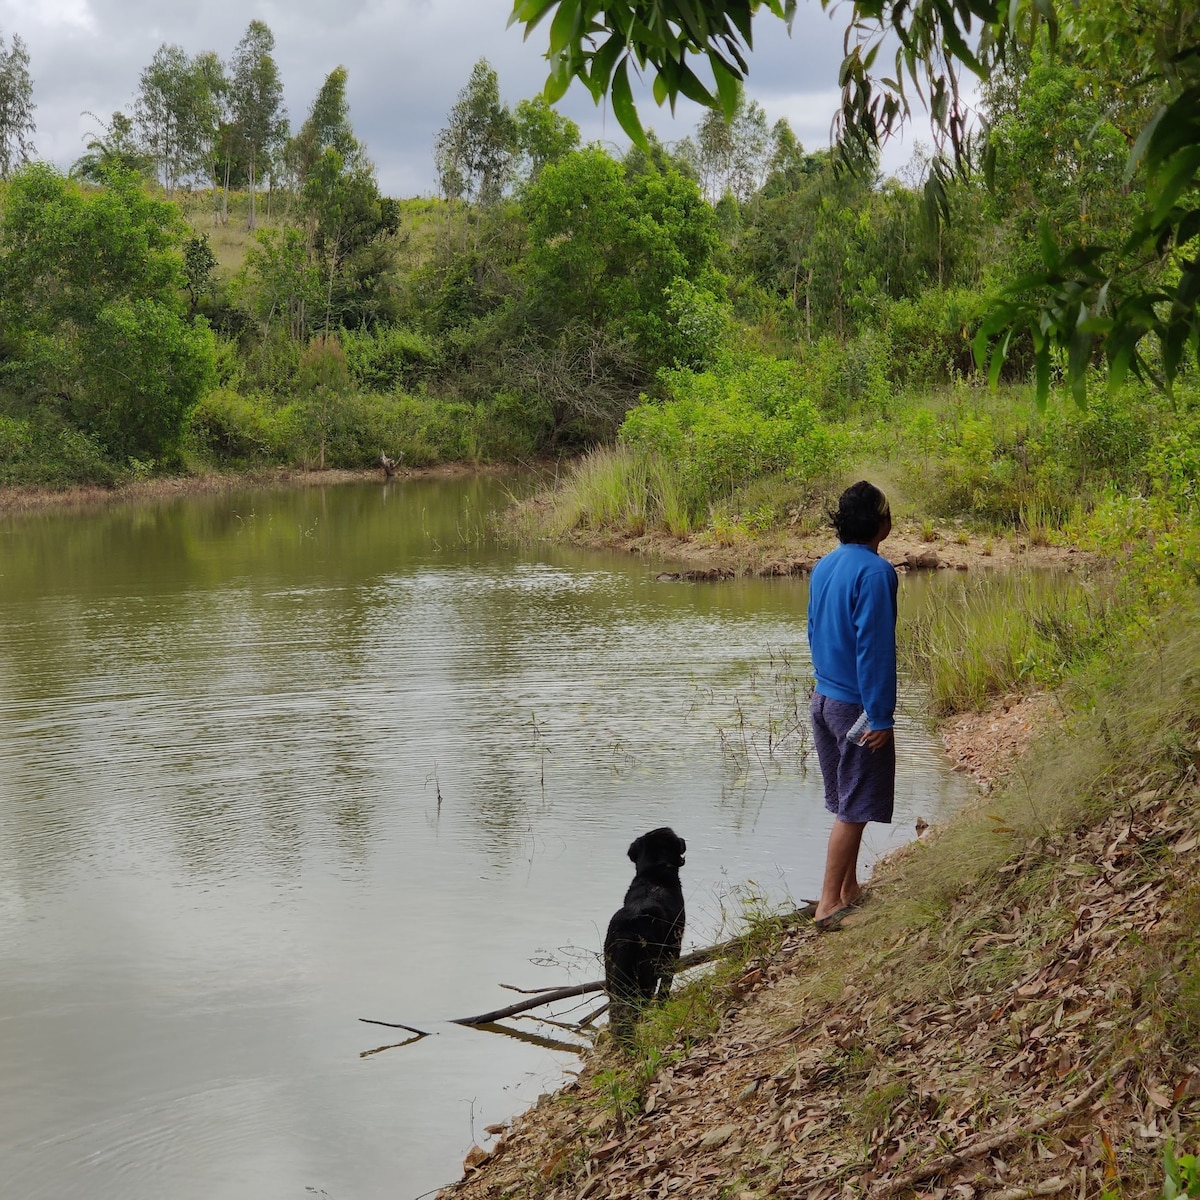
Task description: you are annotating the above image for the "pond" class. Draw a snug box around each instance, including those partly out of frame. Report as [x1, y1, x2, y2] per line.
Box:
[0, 475, 974, 1200]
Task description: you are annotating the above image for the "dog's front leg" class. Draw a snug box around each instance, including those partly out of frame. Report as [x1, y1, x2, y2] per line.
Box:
[652, 967, 675, 1005]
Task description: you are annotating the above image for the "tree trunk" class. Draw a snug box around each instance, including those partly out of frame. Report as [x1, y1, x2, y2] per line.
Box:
[248, 156, 257, 231]
[324, 234, 339, 336]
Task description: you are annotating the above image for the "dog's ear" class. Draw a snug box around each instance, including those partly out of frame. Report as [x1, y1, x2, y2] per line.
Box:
[675, 836, 687, 865]
[627, 835, 644, 863]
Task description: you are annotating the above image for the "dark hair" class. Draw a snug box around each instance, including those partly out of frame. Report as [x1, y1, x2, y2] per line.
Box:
[831, 480, 890, 544]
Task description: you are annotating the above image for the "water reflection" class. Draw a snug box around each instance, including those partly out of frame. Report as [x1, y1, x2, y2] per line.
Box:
[0, 477, 975, 1200]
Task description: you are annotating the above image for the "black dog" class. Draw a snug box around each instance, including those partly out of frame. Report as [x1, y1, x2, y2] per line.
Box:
[603, 827, 687, 1041]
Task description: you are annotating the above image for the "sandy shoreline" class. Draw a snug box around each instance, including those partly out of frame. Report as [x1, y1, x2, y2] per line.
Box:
[0, 463, 512, 517]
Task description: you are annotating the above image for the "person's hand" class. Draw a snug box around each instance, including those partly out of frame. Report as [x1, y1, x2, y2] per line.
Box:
[863, 727, 893, 751]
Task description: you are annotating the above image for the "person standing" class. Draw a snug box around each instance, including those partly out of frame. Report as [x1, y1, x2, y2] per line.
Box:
[806, 481, 897, 931]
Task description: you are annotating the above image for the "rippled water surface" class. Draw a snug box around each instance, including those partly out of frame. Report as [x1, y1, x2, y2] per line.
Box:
[0, 477, 974, 1199]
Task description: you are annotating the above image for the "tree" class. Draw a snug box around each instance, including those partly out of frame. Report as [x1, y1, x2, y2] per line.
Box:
[521, 147, 723, 367]
[514, 94, 580, 182]
[692, 87, 770, 203]
[230, 20, 287, 230]
[434, 59, 517, 209]
[191, 51, 232, 222]
[0, 30, 35, 179]
[511, 0, 1200, 399]
[288, 67, 397, 332]
[623, 131, 698, 182]
[304, 145, 391, 332]
[290, 65, 357, 187]
[135, 44, 222, 195]
[0, 165, 215, 464]
[240, 226, 323, 340]
[70, 111, 154, 183]
[135, 44, 188, 193]
[183, 233, 217, 315]
[760, 118, 818, 197]
[237, 69, 396, 341]
[980, 39, 1136, 281]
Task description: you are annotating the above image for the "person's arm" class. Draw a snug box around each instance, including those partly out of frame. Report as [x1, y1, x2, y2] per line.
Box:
[852, 567, 897, 732]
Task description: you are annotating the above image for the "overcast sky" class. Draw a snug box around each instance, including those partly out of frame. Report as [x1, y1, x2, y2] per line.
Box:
[0, 0, 927, 196]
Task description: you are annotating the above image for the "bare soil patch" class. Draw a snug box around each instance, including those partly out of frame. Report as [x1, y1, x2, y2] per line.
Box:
[567, 520, 1093, 578]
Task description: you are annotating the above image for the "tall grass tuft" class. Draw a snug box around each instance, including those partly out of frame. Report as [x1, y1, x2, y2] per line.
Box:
[901, 572, 1113, 715]
[517, 445, 697, 539]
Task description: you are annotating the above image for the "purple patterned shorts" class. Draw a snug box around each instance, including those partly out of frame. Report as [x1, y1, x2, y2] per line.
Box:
[811, 692, 896, 824]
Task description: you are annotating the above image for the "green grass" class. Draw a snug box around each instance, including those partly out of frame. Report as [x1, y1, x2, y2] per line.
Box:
[176, 190, 289, 276]
[899, 570, 1116, 715]
[511, 444, 698, 539]
[176, 189, 448, 278]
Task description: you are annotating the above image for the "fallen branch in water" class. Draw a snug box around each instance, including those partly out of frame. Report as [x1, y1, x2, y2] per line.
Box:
[358, 903, 817, 1032]
[358, 1018, 433, 1037]
[449, 981, 605, 1026]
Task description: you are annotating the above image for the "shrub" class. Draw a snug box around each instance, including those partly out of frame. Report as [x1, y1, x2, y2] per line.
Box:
[239, 328, 302, 394]
[879, 288, 985, 389]
[1147, 404, 1200, 508]
[620, 354, 844, 521]
[1064, 384, 1155, 490]
[0, 408, 116, 486]
[340, 325, 440, 392]
[799, 332, 892, 417]
[185, 388, 279, 463]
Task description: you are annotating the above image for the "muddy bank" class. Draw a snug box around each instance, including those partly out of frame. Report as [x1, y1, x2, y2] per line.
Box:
[564, 521, 1093, 578]
[0, 462, 517, 518]
[4, 470, 1092, 579]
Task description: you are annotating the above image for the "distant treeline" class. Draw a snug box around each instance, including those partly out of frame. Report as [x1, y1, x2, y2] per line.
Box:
[0, 23, 1185, 504]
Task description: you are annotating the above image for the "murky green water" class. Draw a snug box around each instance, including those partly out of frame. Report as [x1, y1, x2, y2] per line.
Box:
[0, 476, 973, 1200]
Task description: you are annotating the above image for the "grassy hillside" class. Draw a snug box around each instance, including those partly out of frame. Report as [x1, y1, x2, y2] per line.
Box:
[175, 189, 446, 279]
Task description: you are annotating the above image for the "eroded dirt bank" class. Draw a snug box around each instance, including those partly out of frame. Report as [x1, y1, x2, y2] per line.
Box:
[0, 463, 510, 517]
[560, 520, 1092, 579]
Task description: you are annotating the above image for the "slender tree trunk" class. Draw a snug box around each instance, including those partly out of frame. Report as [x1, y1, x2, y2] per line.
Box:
[805, 268, 813, 342]
[325, 258, 336, 336]
[221, 159, 230, 226]
[324, 231, 341, 336]
[249, 155, 257, 231]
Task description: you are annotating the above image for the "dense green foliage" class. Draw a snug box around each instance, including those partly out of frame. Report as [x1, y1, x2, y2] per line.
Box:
[0, 166, 215, 479]
[512, 0, 1200, 412]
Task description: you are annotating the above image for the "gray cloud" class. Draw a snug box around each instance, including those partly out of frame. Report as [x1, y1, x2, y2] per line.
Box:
[1, 0, 920, 196]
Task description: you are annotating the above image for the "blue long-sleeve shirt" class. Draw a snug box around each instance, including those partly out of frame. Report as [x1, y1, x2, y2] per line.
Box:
[806, 542, 898, 730]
